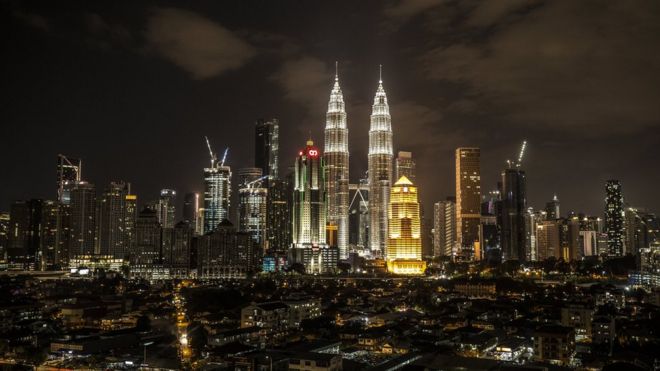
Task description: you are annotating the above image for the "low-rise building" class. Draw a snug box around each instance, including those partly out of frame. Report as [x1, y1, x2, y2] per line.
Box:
[533, 325, 575, 366]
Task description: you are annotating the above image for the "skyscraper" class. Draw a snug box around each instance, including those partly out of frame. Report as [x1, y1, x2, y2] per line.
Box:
[237, 168, 268, 251]
[124, 194, 137, 258]
[433, 199, 456, 258]
[96, 181, 129, 259]
[132, 207, 162, 273]
[182, 192, 199, 231]
[455, 148, 481, 258]
[605, 180, 624, 256]
[255, 119, 279, 184]
[386, 176, 426, 275]
[349, 176, 369, 251]
[368, 69, 393, 257]
[69, 181, 96, 258]
[324, 66, 350, 259]
[395, 151, 416, 183]
[500, 168, 527, 261]
[8, 199, 43, 270]
[545, 195, 561, 220]
[266, 174, 292, 255]
[157, 189, 176, 229]
[203, 142, 231, 234]
[57, 154, 81, 204]
[292, 140, 326, 248]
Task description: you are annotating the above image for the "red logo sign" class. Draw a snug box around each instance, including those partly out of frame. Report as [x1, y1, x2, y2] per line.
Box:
[308, 149, 318, 157]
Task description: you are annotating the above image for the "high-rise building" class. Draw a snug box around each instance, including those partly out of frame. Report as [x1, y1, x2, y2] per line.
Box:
[132, 207, 162, 268]
[124, 194, 137, 258]
[386, 176, 426, 275]
[69, 181, 97, 258]
[433, 199, 456, 258]
[162, 221, 193, 278]
[238, 168, 268, 251]
[57, 154, 81, 204]
[292, 140, 326, 248]
[324, 68, 350, 259]
[289, 140, 338, 273]
[395, 151, 416, 183]
[625, 207, 650, 256]
[8, 199, 43, 269]
[349, 176, 369, 251]
[266, 174, 292, 255]
[203, 151, 231, 234]
[0, 212, 10, 262]
[526, 208, 545, 261]
[255, 119, 279, 184]
[197, 220, 261, 278]
[97, 181, 129, 258]
[500, 168, 527, 261]
[605, 180, 624, 257]
[545, 195, 561, 220]
[182, 192, 199, 232]
[368, 71, 393, 257]
[537, 220, 561, 260]
[157, 189, 176, 229]
[455, 147, 481, 258]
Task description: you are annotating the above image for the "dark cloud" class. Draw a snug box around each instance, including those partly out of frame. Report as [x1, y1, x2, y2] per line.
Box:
[13, 10, 49, 31]
[271, 56, 333, 118]
[145, 8, 256, 79]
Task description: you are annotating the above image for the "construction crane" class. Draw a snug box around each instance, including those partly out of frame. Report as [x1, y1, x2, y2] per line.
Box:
[220, 148, 229, 167]
[244, 175, 270, 189]
[205, 136, 217, 167]
[506, 140, 528, 168]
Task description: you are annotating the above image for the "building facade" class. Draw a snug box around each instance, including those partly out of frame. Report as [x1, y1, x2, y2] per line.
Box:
[605, 180, 624, 256]
[455, 148, 481, 259]
[255, 119, 279, 185]
[386, 176, 426, 275]
[500, 168, 527, 261]
[204, 163, 231, 234]
[433, 199, 456, 258]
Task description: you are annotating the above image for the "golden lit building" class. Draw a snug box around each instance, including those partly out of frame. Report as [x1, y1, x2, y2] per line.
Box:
[386, 176, 426, 275]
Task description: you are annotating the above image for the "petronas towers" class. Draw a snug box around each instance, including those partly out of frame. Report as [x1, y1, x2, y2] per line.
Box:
[323, 64, 393, 258]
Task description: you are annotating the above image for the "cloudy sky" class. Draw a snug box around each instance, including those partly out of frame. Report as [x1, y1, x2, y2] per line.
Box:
[3, 0, 659, 217]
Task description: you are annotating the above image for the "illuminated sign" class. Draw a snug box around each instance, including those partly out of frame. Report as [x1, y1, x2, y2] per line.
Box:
[308, 149, 319, 157]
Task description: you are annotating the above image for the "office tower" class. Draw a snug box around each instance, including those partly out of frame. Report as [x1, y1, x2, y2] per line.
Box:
[455, 147, 481, 258]
[545, 195, 561, 220]
[292, 140, 326, 248]
[124, 194, 137, 258]
[625, 207, 648, 256]
[500, 168, 527, 261]
[132, 207, 162, 268]
[559, 217, 581, 260]
[157, 189, 176, 229]
[386, 176, 426, 274]
[480, 216, 500, 263]
[605, 180, 624, 256]
[289, 140, 338, 273]
[0, 212, 9, 261]
[266, 175, 292, 254]
[162, 221, 193, 278]
[197, 220, 261, 278]
[69, 181, 97, 258]
[182, 192, 199, 231]
[349, 176, 369, 251]
[324, 67, 350, 259]
[40, 200, 63, 270]
[96, 181, 129, 258]
[238, 168, 268, 251]
[536, 220, 561, 260]
[433, 199, 456, 258]
[579, 230, 599, 257]
[395, 151, 416, 183]
[526, 208, 545, 261]
[57, 154, 81, 204]
[255, 119, 279, 184]
[368, 70, 394, 256]
[203, 142, 232, 234]
[8, 200, 43, 270]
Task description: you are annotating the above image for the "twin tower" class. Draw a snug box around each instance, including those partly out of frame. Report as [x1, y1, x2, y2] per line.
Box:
[324, 65, 393, 259]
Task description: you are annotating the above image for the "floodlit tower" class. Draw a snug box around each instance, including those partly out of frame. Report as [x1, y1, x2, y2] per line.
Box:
[368, 66, 393, 257]
[386, 176, 426, 275]
[203, 138, 231, 234]
[324, 62, 350, 258]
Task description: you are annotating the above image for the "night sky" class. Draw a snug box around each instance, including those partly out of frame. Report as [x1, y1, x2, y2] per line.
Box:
[3, 0, 660, 218]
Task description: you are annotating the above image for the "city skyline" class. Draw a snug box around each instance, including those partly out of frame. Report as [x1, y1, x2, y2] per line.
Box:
[3, 2, 660, 217]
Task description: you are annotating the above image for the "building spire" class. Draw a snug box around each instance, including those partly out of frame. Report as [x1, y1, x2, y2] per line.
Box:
[379, 64, 382, 84]
[335, 61, 339, 82]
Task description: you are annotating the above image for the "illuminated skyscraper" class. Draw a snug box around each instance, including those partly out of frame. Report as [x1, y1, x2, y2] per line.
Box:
[324, 65, 350, 258]
[7, 199, 42, 270]
[255, 119, 279, 184]
[605, 180, 624, 256]
[386, 176, 426, 275]
[97, 181, 129, 259]
[203, 152, 231, 234]
[433, 199, 456, 258]
[455, 148, 481, 258]
[124, 194, 137, 257]
[182, 192, 199, 231]
[290, 140, 337, 273]
[395, 151, 416, 183]
[545, 195, 561, 220]
[266, 174, 292, 254]
[292, 140, 326, 247]
[57, 154, 81, 204]
[237, 167, 268, 250]
[369, 69, 393, 256]
[157, 189, 176, 229]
